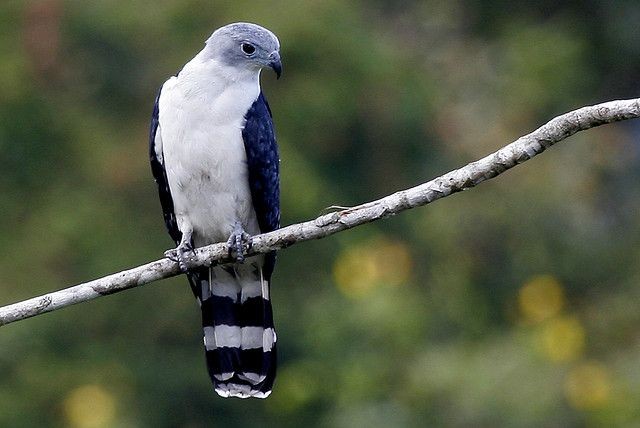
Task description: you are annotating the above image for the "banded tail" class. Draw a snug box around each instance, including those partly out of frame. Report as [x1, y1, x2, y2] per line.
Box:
[189, 258, 276, 398]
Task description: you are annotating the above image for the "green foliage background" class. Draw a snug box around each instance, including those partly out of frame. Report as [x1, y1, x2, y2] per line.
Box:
[1, 1, 640, 426]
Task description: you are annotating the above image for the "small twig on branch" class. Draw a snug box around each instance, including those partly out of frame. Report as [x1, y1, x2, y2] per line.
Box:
[1, 98, 639, 327]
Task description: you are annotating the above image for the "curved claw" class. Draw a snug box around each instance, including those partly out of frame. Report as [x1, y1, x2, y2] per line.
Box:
[165, 241, 196, 272]
[227, 222, 252, 263]
[164, 248, 179, 263]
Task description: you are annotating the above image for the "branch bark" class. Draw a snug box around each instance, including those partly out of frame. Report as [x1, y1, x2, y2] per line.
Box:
[1, 98, 639, 327]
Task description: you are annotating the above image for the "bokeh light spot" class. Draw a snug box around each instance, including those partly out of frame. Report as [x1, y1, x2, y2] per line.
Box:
[333, 238, 412, 298]
[270, 362, 321, 414]
[564, 362, 612, 410]
[63, 384, 116, 428]
[537, 316, 585, 362]
[518, 274, 564, 323]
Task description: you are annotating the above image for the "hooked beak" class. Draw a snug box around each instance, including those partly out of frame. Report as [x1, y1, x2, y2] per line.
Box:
[268, 51, 282, 79]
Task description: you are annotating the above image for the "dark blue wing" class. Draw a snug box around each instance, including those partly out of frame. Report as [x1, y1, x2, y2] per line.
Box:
[242, 92, 280, 279]
[149, 86, 181, 245]
[242, 92, 280, 233]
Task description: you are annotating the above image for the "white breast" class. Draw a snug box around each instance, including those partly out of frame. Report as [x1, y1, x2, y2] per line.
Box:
[158, 57, 262, 246]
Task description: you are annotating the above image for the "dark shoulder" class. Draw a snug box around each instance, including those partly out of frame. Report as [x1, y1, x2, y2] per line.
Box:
[241, 91, 280, 234]
[245, 92, 273, 124]
[149, 83, 181, 244]
[242, 92, 277, 162]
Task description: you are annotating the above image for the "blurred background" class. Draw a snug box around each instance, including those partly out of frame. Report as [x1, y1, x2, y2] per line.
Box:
[1, 1, 640, 426]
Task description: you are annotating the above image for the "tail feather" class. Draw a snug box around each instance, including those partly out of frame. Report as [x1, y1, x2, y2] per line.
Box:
[190, 260, 276, 398]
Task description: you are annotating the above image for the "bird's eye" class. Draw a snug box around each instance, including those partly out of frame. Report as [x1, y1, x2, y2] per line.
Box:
[241, 43, 256, 55]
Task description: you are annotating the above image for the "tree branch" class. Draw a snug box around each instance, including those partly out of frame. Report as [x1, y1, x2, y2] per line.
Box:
[1, 98, 639, 327]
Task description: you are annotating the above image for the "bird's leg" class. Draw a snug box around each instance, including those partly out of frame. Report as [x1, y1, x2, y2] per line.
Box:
[164, 229, 197, 272]
[227, 221, 252, 263]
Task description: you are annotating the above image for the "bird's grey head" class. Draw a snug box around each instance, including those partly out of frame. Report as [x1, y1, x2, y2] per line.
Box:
[205, 22, 282, 78]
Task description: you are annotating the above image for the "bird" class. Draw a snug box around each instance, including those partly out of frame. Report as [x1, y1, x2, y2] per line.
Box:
[149, 22, 281, 399]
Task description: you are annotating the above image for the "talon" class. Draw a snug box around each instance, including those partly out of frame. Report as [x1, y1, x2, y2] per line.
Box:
[227, 221, 252, 263]
[164, 249, 179, 263]
[165, 235, 197, 272]
[165, 248, 188, 272]
[182, 241, 195, 255]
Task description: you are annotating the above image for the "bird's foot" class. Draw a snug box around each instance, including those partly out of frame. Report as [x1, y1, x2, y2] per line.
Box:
[227, 222, 252, 263]
[164, 241, 197, 272]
